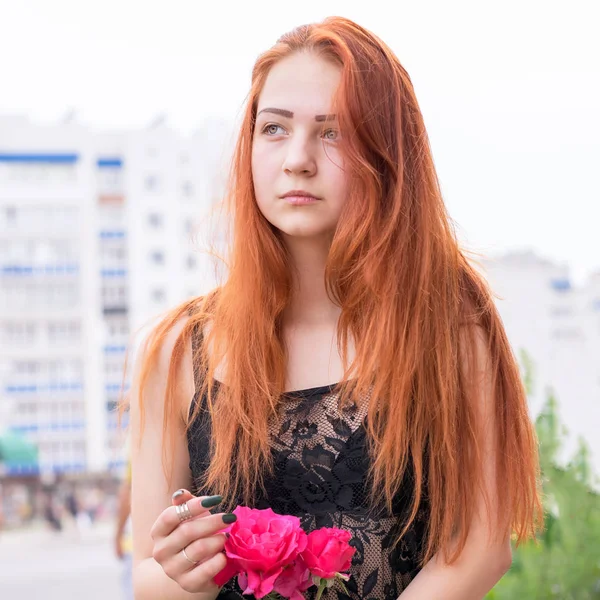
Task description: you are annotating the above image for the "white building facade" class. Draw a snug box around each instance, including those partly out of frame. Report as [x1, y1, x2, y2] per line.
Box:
[481, 252, 600, 468]
[0, 115, 229, 477]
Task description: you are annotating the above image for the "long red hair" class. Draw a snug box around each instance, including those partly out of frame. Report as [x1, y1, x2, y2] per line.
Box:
[131, 16, 543, 566]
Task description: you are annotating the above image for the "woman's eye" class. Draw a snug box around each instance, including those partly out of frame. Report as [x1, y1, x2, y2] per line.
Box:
[322, 128, 340, 141]
[262, 124, 285, 135]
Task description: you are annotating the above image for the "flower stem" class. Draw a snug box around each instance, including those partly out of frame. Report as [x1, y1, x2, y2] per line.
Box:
[314, 579, 327, 600]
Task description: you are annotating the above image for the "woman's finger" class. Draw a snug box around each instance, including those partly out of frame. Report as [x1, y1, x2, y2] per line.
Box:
[150, 494, 224, 539]
[177, 552, 228, 595]
[157, 510, 235, 559]
[161, 533, 227, 579]
[171, 488, 194, 506]
[183, 533, 227, 564]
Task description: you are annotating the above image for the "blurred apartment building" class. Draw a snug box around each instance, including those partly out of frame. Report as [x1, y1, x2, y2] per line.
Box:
[0, 114, 230, 478]
[481, 251, 600, 467]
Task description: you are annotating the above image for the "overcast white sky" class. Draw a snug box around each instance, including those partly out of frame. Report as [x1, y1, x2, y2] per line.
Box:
[1, 0, 598, 283]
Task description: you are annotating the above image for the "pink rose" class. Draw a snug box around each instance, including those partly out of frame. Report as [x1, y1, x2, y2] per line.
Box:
[214, 506, 308, 598]
[271, 557, 314, 600]
[301, 527, 356, 580]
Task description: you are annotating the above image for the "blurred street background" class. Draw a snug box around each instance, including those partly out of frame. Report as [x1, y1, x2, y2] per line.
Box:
[0, 520, 121, 599]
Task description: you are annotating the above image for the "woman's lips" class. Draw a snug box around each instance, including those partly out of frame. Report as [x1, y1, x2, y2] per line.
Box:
[283, 195, 321, 205]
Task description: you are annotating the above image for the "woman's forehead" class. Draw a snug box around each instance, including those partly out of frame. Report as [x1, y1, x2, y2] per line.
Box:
[256, 53, 341, 119]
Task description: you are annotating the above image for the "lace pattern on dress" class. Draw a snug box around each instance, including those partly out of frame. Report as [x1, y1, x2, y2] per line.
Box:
[187, 379, 428, 600]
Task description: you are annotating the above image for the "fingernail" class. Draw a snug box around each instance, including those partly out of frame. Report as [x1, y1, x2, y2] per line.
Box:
[172, 489, 185, 500]
[201, 495, 223, 509]
[222, 513, 237, 524]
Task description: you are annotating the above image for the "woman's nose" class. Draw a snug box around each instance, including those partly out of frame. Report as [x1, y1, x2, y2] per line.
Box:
[282, 138, 317, 176]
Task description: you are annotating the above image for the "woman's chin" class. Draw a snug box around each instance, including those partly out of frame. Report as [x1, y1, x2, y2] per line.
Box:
[271, 215, 337, 241]
[279, 225, 335, 241]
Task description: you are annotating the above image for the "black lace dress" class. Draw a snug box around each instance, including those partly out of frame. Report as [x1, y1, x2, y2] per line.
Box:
[187, 373, 429, 599]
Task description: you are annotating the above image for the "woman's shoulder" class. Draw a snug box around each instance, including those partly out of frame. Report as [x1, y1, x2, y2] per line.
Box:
[144, 291, 218, 355]
[132, 294, 213, 424]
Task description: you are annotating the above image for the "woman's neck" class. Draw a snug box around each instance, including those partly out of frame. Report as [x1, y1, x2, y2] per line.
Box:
[282, 234, 341, 328]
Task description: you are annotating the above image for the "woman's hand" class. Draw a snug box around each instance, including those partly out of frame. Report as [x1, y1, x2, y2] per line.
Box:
[149, 489, 235, 595]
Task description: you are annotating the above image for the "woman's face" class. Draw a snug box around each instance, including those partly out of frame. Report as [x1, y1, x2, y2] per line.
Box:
[251, 52, 348, 241]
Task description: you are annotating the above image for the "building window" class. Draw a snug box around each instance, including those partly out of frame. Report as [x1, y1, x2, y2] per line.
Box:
[550, 307, 572, 317]
[4, 206, 17, 224]
[148, 212, 163, 228]
[150, 250, 165, 265]
[551, 328, 582, 340]
[151, 288, 166, 303]
[1, 322, 38, 344]
[550, 278, 571, 292]
[186, 255, 197, 270]
[145, 175, 158, 191]
[111, 246, 126, 261]
[14, 360, 40, 375]
[47, 321, 81, 342]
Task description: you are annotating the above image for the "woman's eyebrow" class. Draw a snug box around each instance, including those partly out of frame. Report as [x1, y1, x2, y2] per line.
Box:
[257, 107, 337, 122]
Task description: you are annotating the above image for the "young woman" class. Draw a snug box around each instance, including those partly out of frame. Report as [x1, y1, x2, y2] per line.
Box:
[129, 16, 543, 600]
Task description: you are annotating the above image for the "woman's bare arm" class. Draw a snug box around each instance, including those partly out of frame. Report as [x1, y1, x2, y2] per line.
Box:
[130, 317, 222, 600]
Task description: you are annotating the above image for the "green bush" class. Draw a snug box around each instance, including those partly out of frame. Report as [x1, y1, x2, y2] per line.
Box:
[487, 353, 600, 599]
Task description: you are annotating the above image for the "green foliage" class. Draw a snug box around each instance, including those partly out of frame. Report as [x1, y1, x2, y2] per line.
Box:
[487, 351, 600, 599]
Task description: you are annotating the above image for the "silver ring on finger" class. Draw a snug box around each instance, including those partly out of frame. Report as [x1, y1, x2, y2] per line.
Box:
[182, 546, 199, 565]
[175, 501, 193, 523]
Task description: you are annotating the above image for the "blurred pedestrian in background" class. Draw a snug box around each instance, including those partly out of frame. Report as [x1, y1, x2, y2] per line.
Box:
[115, 456, 133, 600]
[43, 489, 63, 532]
